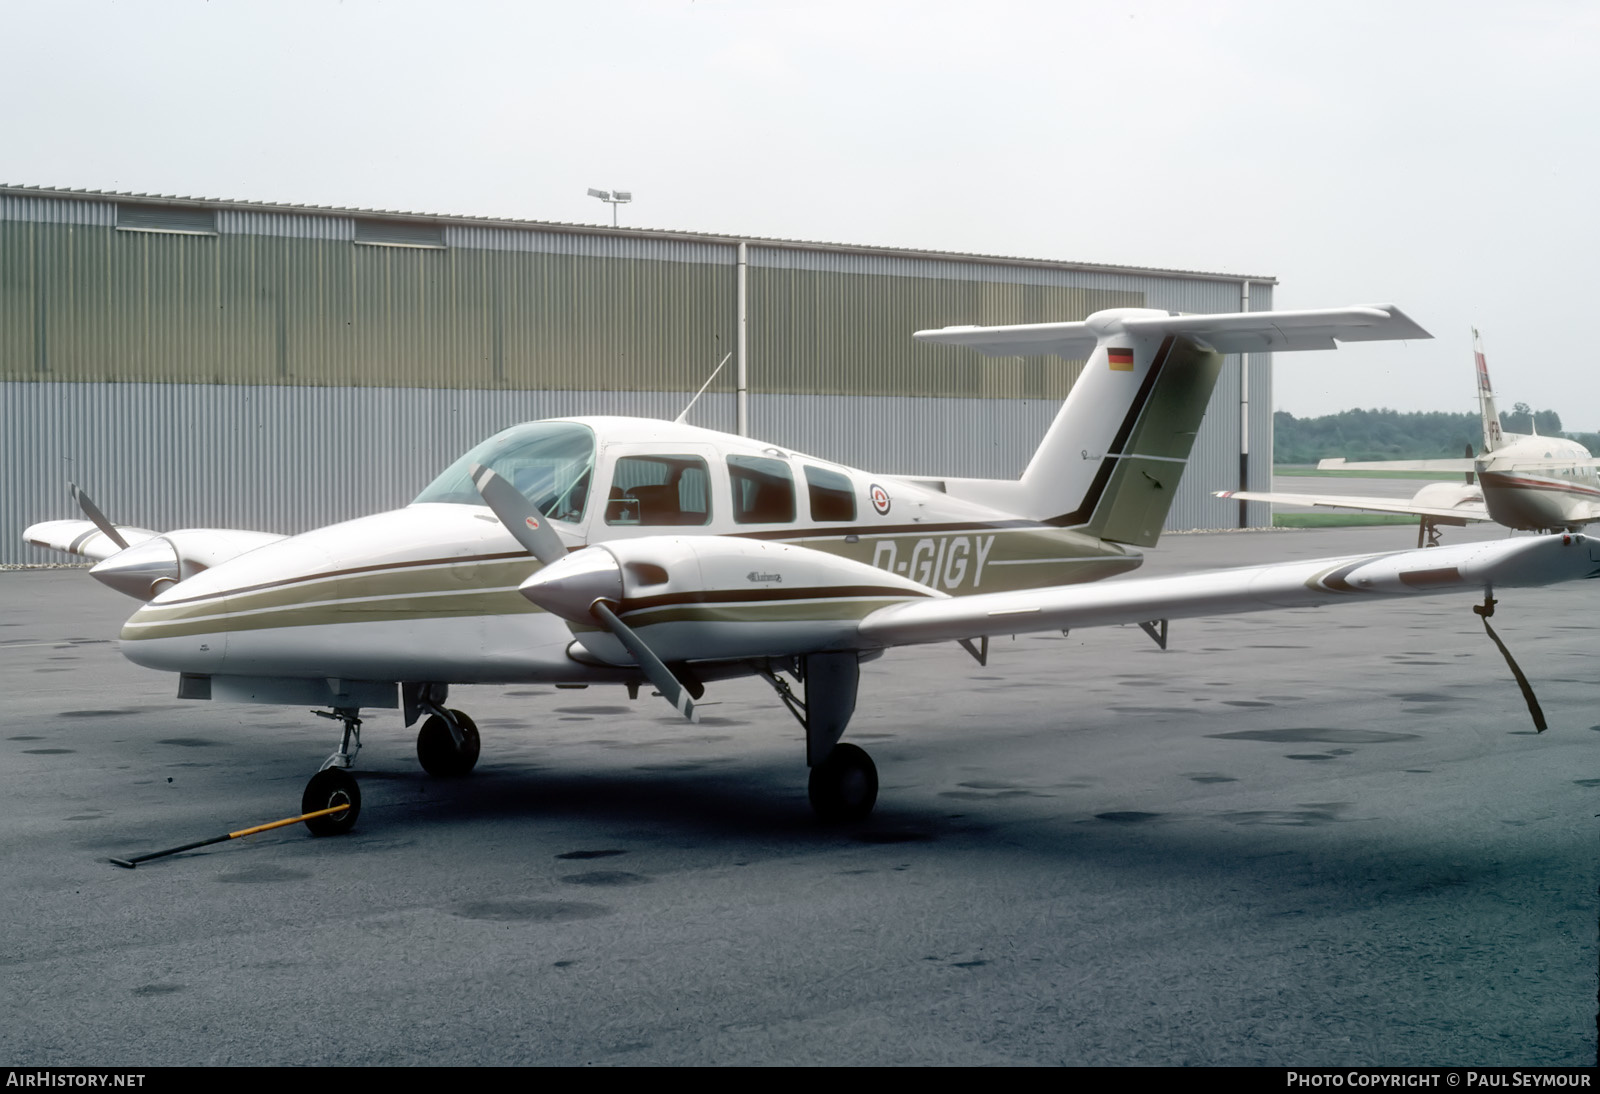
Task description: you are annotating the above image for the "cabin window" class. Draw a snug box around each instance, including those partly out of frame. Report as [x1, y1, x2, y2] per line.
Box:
[605, 455, 711, 526]
[728, 455, 795, 524]
[804, 466, 856, 522]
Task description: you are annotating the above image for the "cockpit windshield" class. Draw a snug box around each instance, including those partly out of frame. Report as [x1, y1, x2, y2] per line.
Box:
[413, 421, 595, 523]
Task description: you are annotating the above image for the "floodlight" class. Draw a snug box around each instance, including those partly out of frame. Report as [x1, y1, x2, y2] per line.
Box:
[586, 186, 635, 226]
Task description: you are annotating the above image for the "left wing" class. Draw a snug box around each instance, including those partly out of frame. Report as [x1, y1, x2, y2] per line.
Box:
[858, 534, 1598, 647]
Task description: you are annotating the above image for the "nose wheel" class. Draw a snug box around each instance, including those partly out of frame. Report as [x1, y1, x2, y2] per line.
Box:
[302, 768, 361, 836]
[808, 743, 878, 823]
[417, 709, 481, 777]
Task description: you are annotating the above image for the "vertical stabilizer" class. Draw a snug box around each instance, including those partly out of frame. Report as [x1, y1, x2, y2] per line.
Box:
[914, 304, 1432, 546]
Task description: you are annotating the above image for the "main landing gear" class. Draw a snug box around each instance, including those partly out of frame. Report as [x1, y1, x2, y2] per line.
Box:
[760, 652, 878, 823]
[406, 682, 480, 777]
[416, 708, 480, 777]
[807, 742, 878, 823]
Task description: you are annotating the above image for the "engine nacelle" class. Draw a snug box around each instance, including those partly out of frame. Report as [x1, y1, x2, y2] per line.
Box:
[519, 535, 943, 665]
[89, 529, 287, 600]
[1412, 481, 1484, 511]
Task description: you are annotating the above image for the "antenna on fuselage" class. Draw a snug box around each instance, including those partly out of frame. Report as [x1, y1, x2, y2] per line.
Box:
[674, 351, 733, 425]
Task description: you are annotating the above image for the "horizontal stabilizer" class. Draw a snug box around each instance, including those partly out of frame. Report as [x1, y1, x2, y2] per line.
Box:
[914, 304, 1430, 359]
[858, 533, 1597, 648]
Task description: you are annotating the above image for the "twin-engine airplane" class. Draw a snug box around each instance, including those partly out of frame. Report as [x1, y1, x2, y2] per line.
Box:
[25, 305, 1600, 833]
[1216, 329, 1600, 546]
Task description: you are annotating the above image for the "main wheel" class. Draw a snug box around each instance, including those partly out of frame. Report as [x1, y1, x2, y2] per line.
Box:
[302, 768, 361, 836]
[417, 710, 481, 777]
[807, 742, 879, 823]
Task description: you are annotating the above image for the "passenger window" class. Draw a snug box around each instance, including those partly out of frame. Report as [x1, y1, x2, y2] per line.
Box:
[605, 455, 711, 526]
[728, 455, 796, 524]
[805, 466, 856, 522]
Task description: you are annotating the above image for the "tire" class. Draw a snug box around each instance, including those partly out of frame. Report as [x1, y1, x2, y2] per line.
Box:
[807, 742, 878, 823]
[417, 710, 481, 777]
[302, 768, 361, 836]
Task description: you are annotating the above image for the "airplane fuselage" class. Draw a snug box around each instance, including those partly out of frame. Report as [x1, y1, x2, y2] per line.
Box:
[118, 416, 1138, 698]
[1478, 434, 1600, 531]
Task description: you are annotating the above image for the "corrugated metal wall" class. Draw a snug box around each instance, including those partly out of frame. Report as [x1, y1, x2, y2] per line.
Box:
[4, 383, 1087, 563]
[1, 188, 1275, 564]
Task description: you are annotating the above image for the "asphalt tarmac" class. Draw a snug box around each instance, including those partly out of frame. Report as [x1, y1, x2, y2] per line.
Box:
[2, 525, 1596, 1066]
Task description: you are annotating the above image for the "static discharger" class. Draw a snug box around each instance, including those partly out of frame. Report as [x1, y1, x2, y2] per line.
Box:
[108, 804, 350, 868]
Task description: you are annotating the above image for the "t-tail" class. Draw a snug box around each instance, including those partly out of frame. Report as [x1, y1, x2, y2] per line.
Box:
[1474, 327, 1507, 452]
[915, 304, 1432, 547]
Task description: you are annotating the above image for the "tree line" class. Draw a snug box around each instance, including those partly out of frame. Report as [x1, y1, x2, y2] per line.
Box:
[1274, 404, 1600, 464]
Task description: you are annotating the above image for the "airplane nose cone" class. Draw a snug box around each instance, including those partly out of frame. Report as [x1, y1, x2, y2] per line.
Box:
[518, 547, 623, 624]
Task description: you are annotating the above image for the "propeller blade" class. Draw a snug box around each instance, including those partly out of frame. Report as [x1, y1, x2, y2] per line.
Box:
[590, 600, 698, 723]
[469, 464, 567, 566]
[69, 483, 129, 551]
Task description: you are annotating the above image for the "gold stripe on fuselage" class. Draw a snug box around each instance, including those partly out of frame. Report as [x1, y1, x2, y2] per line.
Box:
[121, 524, 1136, 642]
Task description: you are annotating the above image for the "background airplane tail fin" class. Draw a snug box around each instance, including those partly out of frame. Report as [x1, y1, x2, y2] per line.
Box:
[916, 305, 1431, 547]
[1474, 328, 1505, 453]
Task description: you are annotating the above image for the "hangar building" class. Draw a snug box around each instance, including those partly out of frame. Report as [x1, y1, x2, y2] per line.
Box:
[2, 184, 1274, 565]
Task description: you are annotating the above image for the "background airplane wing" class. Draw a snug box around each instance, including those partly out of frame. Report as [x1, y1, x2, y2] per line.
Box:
[1318, 457, 1479, 472]
[857, 534, 1598, 648]
[1211, 489, 1489, 524]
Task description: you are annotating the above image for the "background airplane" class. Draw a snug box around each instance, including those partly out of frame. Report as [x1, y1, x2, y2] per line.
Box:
[24, 307, 1600, 832]
[1216, 330, 1600, 546]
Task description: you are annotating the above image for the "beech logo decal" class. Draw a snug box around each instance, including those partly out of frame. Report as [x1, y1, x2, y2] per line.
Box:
[869, 483, 891, 515]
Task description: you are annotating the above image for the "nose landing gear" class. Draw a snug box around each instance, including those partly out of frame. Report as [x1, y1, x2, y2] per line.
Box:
[303, 707, 365, 835]
[301, 768, 361, 836]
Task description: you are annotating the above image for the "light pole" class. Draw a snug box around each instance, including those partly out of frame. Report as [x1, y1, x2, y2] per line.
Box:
[586, 188, 633, 227]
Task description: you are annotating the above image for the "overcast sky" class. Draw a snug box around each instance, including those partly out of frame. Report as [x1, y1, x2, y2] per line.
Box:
[6, 0, 1596, 426]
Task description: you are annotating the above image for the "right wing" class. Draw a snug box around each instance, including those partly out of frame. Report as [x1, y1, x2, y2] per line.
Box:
[1212, 489, 1489, 525]
[858, 533, 1598, 648]
[25, 520, 288, 600]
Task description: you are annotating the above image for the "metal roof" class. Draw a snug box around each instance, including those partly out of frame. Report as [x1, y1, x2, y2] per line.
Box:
[0, 183, 1277, 286]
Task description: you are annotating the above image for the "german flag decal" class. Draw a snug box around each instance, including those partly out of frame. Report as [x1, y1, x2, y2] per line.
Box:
[1107, 347, 1135, 371]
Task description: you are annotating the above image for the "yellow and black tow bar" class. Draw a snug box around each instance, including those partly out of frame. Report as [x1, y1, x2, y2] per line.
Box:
[108, 804, 350, 869]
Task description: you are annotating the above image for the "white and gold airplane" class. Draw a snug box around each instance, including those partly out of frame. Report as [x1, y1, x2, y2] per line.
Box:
[25, 305, 1600, 832]
[1216, 329, 1600, 546]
